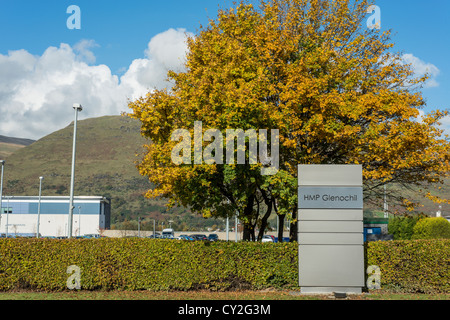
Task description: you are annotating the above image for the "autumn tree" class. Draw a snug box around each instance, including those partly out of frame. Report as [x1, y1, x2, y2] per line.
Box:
[129, 0, 450, 241]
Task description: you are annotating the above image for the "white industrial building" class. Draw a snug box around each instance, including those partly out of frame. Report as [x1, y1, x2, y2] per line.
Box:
[0, 196, 110, 238]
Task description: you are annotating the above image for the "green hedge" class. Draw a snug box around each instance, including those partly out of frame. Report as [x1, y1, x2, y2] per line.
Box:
[366, 239, 450, 293]
[0, 238, 449, 293]
[0, 238, 297, 292]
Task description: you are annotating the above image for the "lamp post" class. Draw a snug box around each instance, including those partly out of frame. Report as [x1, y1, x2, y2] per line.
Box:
[6, 196, 12, 238]
[36, 176, 43, 238]
[138, 216, 141, 238]
[78, 206, 81, 237]
[235, 214, 238, 242]
[0, 160, 4, 233]
[68, 103, 82, 238]
[226, 216, 229, 241]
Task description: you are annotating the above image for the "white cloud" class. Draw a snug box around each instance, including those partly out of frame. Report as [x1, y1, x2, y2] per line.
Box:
[415, 110, 450, 138]
[0, 28, 192, 140]
[439, 116, 450, 137]
[415, 109, 425, 122]
[73, 39, 100, 64]
[121, 28, 193, 100]
[402, 53, 440, 88]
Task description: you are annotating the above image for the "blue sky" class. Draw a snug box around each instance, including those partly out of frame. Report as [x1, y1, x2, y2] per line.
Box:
[0, 0, 448, 139]
[0, 0, 234, 74]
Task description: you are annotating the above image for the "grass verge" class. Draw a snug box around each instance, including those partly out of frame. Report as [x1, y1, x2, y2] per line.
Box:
[0, 290, 449, 300]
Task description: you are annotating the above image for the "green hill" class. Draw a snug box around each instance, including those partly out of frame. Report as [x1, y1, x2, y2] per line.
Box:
[0, 135, 35, 146]
[0, 135, 35, 159]
[2, 115, 447, 232]
[1, 115, 214, 231]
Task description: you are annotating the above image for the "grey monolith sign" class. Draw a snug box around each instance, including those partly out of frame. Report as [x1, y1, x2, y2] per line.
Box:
[298, 164, 364, 294]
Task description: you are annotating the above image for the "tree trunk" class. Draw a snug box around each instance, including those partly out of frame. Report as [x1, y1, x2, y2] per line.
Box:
[243, 224, 252, 241]
[257, 199, 273, 241]
[278, 214, 285, 242]
[242, 194, 255, 241]
[289, 206, 298, 242]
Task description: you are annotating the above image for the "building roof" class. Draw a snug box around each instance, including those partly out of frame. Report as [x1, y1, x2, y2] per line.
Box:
[1, 196, 110, 203]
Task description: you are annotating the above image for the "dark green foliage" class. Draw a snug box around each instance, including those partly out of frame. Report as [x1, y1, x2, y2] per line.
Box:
[366, 239, 450, 293]
[1, 238, 448, 293]
[388, 214, 426, 240]
[0, 238, 298, 291]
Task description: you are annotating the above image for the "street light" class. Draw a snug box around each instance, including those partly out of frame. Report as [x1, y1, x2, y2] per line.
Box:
[68, 103, 82, 238]
[78, 206, 81, 237]
[235, 214, 238, 242]
[36, 176, 44, 238]
[0, 160, 4, 232]
[138, 216, 141, 238]
[6, 196, 12, 238]
[148, 218, 156, 238]
[226, 216, 229, 241]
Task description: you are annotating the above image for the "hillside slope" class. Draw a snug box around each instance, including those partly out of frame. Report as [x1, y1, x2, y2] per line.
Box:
[0, 135, 35, 159]
[2, 115, 447, 231]
[1, 115, 201, 230]
[0, 135, 35, 146]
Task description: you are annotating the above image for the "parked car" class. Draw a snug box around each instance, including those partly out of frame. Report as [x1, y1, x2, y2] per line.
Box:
[160, 234, 175, 239]
[82, 234, 104, 239]
[191, 234, 208, 241]
[177, 235, 194, 240]
[208, 234, 219, 241]
[148, 233, 161, 239]
[262, 235, 275, 242]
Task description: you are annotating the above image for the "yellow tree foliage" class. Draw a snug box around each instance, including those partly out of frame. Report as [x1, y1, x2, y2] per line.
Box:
[129, 0, 450, 239]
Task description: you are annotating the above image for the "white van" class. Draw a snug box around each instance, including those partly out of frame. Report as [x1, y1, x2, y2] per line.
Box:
[162, 228, 174, 238]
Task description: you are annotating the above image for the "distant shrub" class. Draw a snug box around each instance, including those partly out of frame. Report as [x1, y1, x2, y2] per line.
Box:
[388, 214, 426, 240]
[412, 217, 450, 240]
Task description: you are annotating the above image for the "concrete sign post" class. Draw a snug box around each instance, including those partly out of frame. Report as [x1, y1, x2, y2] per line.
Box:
[298, 164, 364, 294]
